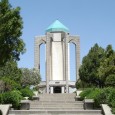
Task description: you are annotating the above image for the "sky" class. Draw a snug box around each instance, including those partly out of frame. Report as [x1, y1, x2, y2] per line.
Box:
[9, 0, 115, 81]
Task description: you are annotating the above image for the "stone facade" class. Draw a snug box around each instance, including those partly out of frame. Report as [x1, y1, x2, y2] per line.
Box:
[34, 20, 80, 93]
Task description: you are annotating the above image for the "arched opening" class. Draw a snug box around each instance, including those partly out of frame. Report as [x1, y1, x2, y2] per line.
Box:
[40, 44, 46, 81]
[69, 43, 76, 81]
[53, 86, 61, 93]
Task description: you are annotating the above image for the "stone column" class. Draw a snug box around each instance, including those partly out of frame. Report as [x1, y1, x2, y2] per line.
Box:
[68, 36, 80, 81]
[63, 39, 66, 80]
[65, 33, 69, 93]
[37, 45, 40, 72]
[34, 39, 40, 71]
[46, 33, 51, 93]
[50, 87, 53, 94]
[62, 87, 64, 93]
[76, 39, 80, 80]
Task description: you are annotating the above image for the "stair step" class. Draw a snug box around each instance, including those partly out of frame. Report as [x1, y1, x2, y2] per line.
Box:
[8, 93, 103, 115]
[30, 101, 83, 103]
[30, 104, 83, 108]
[8, 113, 103, 115]
[30, 107, 84, 110]
[30, 103, 83, 105]
[9, 110, 102, 114]
[30, 106, 83, 108]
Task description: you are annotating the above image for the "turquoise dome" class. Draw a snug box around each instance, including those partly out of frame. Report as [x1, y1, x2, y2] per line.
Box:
[46, 20, 69, 33]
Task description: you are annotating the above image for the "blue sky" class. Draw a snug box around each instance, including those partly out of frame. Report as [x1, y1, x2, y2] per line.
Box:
[9, 0, 115, 81]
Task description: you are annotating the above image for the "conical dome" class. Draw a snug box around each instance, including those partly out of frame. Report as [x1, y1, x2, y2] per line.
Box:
[46, 20, 69, 33]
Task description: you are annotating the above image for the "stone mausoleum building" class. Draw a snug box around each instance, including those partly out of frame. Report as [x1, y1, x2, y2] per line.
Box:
[34, 20, 80, 94]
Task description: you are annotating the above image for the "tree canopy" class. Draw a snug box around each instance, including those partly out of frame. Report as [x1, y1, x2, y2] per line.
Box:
[97, 45, 115, 87]
[79, 43, 104, 87]
[0, 61, 22, 82]
[0, 1, 41, 108]
[0, 0, 25, 65]
[0, 61, 22, 92]
[79, 44, 115, 88]
[21, 68, 41, 87]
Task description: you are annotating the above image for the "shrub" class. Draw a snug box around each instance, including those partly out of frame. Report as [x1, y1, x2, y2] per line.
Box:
[107, 88, 115, 107]
[93, 88, 107, 107]
[94, 87, 115, 106]
[79, 87, 115, 113]
[112, 108, 115, 114]
[2, 90, 22, 109]
[76, 79, 83, 89]
[81, 88, 101, 107]
[92, 88, 115, 110]
[0, 94, 3, 104]
[76, 79, 95, 89]
[86, 88, 101, 99]
[106, 88, 115, 114]
[79, 88, 93, 100]
[0, 77, 21, 92]
[105, 74, 115, 87]
[0, 80, 5, 93]
[20, 87, 34, 100]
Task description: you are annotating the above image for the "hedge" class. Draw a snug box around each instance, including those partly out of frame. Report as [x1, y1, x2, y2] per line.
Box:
[20, 87, 34, 100]
[0, 90, 22, 109]
[79, 87, 115, 114]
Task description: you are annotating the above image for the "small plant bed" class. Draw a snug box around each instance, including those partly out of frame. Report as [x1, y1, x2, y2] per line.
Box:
[79, 87, 115, 114]
[0, 88, 34, 109]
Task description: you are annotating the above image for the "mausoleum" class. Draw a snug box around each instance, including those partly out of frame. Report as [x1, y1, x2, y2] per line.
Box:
[34, 20, 80, 93]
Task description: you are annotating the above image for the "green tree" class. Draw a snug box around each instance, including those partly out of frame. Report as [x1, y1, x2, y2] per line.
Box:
[79, 43, 104, 87]
[21, 68, 41, 87]
[0, 61, 22, 92]
[0, 0, 25, 65]
[0, 61, 22, 82]
[0, 80, 5, 93]
[105, 74, 115, 87]
[0, 77, 21, 92]
[97, 45, 115, 87]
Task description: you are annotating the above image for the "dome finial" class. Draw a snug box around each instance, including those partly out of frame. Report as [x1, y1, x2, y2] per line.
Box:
[46, 20, 69, 33]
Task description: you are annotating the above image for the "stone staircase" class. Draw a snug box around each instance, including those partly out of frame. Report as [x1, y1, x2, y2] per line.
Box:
[8, 93, 103, 115]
